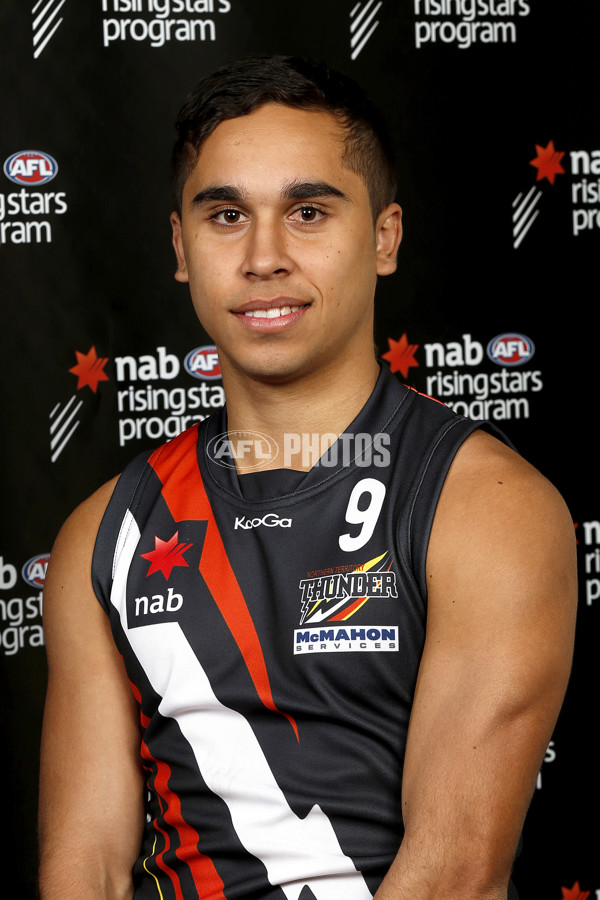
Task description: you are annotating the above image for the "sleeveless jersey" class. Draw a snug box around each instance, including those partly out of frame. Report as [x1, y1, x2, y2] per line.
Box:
[92, 364, 493, 900]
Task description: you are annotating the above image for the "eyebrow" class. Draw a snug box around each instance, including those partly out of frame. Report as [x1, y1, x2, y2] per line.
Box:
[281, 180, 349, 202]
[191, 180, 349, 206]
[191, 185, 245, 205]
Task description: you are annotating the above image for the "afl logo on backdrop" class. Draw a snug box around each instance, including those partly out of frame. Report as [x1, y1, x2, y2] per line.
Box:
[3, 150, 58, 186]
[184, 345, 221, 380]
[487, 333, 535, 367]
[21, 553, 50, 589]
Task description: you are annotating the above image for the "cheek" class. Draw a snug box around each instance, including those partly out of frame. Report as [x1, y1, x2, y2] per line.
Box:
[189, 297, 213, 335]
[186, 255, 226, 303]
[309, 238, 354, 279]
[320, 240, 375, 292]
[186, 269, 223, 329]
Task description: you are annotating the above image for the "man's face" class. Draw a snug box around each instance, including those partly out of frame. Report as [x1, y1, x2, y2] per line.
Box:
[171, 103, 401, 385]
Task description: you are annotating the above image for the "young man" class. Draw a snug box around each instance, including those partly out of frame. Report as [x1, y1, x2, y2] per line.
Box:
[39, 57, 577, 899]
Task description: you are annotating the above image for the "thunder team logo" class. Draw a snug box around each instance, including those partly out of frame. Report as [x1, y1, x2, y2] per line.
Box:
[3, 150, 58, 186]
[295, 551, 399, 654]
[298, 552, 397, 625]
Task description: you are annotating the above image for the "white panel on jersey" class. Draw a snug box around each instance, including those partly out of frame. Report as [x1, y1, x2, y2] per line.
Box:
[111, 510, 373, 900]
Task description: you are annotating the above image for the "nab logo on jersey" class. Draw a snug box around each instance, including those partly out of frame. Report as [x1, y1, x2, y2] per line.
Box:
[487, 333, 535, 367]
[3, 151, 58, 186]
[185, 345, 221, 380]
[21, 553, 50, 589]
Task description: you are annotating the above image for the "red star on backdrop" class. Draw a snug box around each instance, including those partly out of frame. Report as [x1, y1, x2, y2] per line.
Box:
[561, 882, 590, 900]
[382, 333, 419, 378]
[530, 140, 565, 185]
[141, 532, 193, 580]
[69, 346, 110, 392]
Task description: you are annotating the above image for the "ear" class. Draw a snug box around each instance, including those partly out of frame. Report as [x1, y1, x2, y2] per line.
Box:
[375, 203, 403, 276]
[170, 212, 189, 283]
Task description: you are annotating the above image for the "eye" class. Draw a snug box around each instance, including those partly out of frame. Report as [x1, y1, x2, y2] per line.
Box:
[210, 208, 248, 226]
[292, 205, 326, 223]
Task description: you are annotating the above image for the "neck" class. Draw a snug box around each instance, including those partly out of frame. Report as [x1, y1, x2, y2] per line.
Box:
[220, 353, 380, 471]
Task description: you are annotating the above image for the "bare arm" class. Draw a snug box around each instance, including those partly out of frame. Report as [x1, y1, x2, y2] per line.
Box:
[375, 431, 577, 899]
[39, 479, 146, 899]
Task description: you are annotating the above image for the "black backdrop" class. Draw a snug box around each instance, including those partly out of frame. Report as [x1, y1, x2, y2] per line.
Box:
[1, 2, 597, 897]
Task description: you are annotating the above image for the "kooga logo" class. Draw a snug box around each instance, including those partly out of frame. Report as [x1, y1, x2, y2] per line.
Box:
[234, 514, 292, 530]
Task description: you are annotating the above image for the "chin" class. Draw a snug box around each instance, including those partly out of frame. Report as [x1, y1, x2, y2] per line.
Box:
[231, 349, 318, 385]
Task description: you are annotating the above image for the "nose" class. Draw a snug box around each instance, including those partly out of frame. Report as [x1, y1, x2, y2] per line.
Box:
[241, 217, 294, 279]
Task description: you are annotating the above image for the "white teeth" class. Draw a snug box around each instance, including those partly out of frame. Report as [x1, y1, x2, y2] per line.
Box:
[244, 306, 299, 318]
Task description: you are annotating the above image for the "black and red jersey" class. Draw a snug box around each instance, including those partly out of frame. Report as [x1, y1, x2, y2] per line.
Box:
[92, 364, 490, 899]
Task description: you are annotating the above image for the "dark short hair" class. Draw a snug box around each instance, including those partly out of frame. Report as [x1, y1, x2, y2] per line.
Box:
[171, 55, 397, 219]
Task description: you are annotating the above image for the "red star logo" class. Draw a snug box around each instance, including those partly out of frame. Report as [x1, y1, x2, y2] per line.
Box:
[382, 333, 419, 378]
[561, 882, 590, 900]
[69, 346, 110, 393]
[141, 532, 193, 580]
[530, 140, 565, 185]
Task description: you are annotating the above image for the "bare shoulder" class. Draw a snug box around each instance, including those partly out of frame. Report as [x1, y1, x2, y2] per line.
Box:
[443, 428, 569, 507]
[431, 428, 576, 565]
[427, 428, 577, 646]
[47, 476, 119, 577]
[50, 475, 119, 557]
[44, 475, 120, 653]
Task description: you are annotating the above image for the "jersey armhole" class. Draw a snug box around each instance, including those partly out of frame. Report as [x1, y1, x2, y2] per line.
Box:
[91, 450, 154, 614]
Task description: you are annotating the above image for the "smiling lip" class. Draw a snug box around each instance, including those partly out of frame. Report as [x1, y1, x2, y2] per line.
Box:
[232, 297, 310, 330]
[242, 305, 305, 319]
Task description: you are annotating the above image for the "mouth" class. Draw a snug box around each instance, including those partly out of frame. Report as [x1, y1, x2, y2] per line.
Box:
[241, 304, 307, 319]
[231, 297, 311, 330]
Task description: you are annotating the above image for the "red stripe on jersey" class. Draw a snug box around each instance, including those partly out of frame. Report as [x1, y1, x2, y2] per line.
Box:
[141, 736, 227, 900]
[129, 679, 151, 728]
[149, 427, 299, 740]
[403, 383, 446, 406]
[129, 674, 226, 897]
[330, 596, 367, 621]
